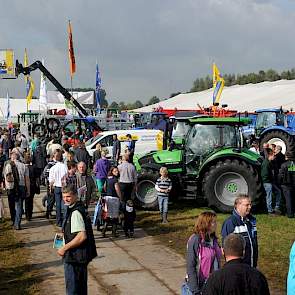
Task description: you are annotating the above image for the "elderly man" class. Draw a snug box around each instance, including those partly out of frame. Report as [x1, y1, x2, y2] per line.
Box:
[202, 234, 270, 295]
[221, 194, 258, 268]
[76, 161, 97, 208]
[57, 184, 91, 294]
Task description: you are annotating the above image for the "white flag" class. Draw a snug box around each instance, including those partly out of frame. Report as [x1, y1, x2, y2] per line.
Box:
[39, 59, 47, 105]
[6, 91, 10, 121]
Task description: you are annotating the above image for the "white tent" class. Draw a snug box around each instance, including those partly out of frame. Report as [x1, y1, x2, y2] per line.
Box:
[133, 80, 295, 113]
[0, 91, 94, 120]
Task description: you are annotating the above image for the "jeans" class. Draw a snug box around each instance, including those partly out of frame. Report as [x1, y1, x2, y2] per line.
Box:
[54, 187, 63, 226]
[181, 282, 194, 295]
[64, 262, 88, 295]
[7, 190, 16, 223]
[158, 196, 168, 213]
[46, 192, 55, 215]
[263, 183, 281, 213]
[15, 186, 26, 228]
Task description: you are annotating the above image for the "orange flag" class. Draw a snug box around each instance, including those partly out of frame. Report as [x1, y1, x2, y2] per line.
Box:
[68, 20, 76, 76]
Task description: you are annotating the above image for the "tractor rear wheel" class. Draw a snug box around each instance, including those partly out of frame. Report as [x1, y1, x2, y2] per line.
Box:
[134, 170, 158, 210]
[203, 159, 263, 213]
[260, 130, 295, 154]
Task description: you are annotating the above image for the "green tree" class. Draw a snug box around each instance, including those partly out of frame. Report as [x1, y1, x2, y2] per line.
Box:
[147, 96, 160, 106]
[109, 101, 119, 109]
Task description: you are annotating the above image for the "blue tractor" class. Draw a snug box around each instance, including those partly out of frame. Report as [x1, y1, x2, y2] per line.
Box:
[255, 108, 295, 154]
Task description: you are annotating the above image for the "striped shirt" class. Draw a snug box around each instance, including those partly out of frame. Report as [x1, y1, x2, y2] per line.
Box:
[155, 177, 172, 198]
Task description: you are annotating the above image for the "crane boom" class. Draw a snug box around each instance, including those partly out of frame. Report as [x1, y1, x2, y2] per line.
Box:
[15, 60, 89, 117]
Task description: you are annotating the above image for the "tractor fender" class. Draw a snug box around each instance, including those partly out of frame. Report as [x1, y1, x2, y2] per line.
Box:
[198, 148, 261, 181]
[260, 126, 295, 137]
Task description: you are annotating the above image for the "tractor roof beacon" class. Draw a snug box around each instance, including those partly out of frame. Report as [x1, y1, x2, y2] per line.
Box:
[255, 108, 295, 155]
[134, 117, 264, 213]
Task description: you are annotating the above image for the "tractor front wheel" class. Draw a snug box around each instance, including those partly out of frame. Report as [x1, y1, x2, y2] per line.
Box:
[203, 159, 263, 213]
[134, 170, 158, 210]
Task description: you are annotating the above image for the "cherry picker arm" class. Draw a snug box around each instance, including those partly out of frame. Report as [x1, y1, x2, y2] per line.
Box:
[16, 59, 94, 118]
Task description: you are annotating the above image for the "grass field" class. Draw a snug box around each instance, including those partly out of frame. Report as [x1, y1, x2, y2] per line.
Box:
[136, 201, 293, 293]
[0, 221, 39, 295]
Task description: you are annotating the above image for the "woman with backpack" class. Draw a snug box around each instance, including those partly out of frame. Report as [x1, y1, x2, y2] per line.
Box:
[181, 211, 222, 295]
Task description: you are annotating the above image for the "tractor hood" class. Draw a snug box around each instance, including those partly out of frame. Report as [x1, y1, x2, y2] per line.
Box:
[135, 149, 183, 172]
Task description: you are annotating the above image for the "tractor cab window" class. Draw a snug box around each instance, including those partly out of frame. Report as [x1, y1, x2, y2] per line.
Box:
[277, 113, 286, 126]
[186, 125, 219, 156]
[256, 112, 276, 129]
[172, 121, 191, 140]
[186, 124, 241, 157]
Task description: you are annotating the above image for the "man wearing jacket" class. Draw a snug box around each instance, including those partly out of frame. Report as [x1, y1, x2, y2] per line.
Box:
[279, 151, 295, 218]
[202, 234, 269, 295]
[221, 195, 258, 268]
[57, 184, 88, 294]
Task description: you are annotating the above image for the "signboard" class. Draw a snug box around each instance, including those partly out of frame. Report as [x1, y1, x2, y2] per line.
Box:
[0, 49, 15, 79]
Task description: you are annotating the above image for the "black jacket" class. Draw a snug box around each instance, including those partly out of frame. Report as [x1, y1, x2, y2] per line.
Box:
[74, 147, 90, 168]
[202, 259, 270, 295]
[279, 160, 295, 186]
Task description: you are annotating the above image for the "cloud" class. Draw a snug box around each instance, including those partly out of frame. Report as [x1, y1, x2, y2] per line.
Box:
[0, 0, 295, 105]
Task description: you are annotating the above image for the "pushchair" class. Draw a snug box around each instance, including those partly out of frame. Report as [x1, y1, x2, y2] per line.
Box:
[100, 195, 120, 237]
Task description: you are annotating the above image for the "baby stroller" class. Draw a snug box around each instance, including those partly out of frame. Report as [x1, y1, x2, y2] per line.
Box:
[100, 195, 120, 238]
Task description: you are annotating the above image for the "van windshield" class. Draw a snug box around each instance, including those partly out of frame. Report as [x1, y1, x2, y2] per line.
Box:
[85, 134, 103, 147]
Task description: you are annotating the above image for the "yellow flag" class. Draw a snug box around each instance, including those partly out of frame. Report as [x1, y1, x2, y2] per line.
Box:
[24, 48, 35, 106]
[212, 63, 224, 105]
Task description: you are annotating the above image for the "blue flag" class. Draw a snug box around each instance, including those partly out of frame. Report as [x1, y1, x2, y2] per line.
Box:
[95, 63, 101, 110]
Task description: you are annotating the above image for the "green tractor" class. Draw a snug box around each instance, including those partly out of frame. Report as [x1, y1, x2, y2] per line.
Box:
[134, 117, 264, 213]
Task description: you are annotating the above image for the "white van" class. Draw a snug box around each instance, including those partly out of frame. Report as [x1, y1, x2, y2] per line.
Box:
[85, 129, 163, 158]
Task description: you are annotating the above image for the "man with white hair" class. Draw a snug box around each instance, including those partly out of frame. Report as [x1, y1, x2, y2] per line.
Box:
[221, 194, 258, 268]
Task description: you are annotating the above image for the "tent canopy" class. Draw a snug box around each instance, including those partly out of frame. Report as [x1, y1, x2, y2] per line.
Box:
[133, 80, 295, 113]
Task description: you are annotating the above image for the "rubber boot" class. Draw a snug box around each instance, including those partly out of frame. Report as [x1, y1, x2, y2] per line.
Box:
[162, 212, 168, 224]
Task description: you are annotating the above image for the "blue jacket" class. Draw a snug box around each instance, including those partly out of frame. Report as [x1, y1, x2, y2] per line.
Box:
[221, 210, 258, 267]
[288, 242, 295, 295]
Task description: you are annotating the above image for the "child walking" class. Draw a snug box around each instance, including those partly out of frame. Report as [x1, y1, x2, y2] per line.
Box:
[155, 167, 172, 223]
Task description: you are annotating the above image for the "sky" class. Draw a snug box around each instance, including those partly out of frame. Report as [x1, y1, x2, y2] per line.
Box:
[1, 0, 295, 104]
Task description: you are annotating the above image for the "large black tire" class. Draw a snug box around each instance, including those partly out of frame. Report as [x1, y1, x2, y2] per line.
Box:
[32, 124, 46, 138]
[260, 130, 295, 154]
[46, 118, 60, 133]
[203, 159, 263, 213]
[134, 170, 159, 210]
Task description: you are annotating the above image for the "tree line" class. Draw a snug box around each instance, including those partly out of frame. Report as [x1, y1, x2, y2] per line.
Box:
[190, 68, 295, 92]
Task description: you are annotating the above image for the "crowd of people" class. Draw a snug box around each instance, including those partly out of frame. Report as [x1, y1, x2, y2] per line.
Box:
[249, 140, 295, 218]
[0, 125, 295, 294]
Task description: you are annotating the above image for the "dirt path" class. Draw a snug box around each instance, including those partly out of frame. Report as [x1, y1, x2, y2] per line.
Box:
[12, 192, 186, 295]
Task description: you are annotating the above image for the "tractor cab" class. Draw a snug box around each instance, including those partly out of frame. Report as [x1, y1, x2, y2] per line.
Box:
[184, 117, 245, 174]
[255, 108, 287, 136]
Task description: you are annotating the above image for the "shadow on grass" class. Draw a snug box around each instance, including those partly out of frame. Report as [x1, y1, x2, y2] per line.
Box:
[0, 263, 51, 295]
